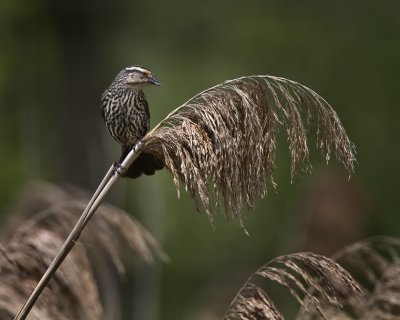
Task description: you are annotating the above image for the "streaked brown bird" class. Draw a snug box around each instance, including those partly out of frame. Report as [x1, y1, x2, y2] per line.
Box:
[101, 66, 163, 178]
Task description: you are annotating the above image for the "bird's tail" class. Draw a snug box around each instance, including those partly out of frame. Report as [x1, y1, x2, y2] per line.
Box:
[119, 146, 164, 179]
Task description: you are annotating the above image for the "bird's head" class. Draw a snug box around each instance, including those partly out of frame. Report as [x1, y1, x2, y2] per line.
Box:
[115, 65, 161, 89]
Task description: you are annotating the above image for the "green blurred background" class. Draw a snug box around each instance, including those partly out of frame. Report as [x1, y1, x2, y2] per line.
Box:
[0, 0, 399, 319]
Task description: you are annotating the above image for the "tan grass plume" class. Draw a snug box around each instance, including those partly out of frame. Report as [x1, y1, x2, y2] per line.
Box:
[223, 237, 400, 320]
[142, 76, 356, 226]
[0, 182, 165, 320]
[223, 252, 364, 320]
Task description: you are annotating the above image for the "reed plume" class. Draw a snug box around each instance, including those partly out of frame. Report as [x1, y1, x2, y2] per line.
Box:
[223, 252, 364, 320]
[0, 182, 164, 320]
[223, 237, 400, 320]
[142, 76, 356, 225]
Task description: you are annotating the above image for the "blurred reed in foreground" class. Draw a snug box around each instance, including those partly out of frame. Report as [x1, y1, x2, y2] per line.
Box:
[224, 237, 400, 320]
[0, 182, 164, 320]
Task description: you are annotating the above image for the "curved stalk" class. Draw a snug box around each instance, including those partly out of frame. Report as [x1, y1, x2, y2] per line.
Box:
[14, 142, 143, 320]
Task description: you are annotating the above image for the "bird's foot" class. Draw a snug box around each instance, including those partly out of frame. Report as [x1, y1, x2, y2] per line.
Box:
[135, 140, 144, 151]
[113, 162, 126, 177]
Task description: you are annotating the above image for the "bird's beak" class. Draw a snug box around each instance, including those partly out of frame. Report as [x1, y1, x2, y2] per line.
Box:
[147, 75, 161, 86]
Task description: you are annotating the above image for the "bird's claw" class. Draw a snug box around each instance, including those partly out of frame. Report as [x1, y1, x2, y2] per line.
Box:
[113, 162, 126, 177]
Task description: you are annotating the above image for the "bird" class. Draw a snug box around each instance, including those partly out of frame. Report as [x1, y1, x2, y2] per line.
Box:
[101, 65, 164, 178]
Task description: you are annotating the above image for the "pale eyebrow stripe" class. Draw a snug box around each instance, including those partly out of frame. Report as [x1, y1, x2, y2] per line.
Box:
[125, 66, 148, 74]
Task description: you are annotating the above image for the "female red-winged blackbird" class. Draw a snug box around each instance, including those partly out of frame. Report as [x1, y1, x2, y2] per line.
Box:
[101, 66, 163, 178]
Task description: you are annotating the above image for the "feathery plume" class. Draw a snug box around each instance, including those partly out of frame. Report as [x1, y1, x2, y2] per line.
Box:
[0, 183, 165, 319]
[224, 237, 400, 320]
[223, 252, 364, 320]
[142, 76, 356, 225]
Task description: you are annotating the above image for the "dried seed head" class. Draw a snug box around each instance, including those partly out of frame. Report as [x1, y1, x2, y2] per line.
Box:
[141, 76, 356, 226]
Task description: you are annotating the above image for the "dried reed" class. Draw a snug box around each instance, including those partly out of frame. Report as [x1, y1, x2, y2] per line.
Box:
[0, 182, 164, 320]
[223, 237, 400, 320]
[223, 252, 364, 320]
[142, 76, 356, 226]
